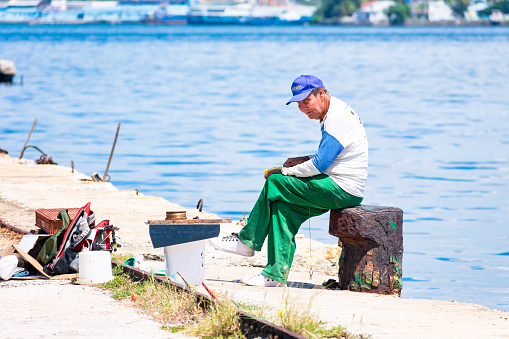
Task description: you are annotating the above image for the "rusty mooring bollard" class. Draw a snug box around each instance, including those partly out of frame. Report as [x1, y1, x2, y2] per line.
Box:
[329, 205, 403, 296]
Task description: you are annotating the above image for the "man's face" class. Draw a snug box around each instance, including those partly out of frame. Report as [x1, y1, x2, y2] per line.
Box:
[297, 89, 327, 120]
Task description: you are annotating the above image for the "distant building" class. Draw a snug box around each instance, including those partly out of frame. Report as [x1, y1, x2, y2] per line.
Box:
[353, 0, 396, 24]
[428, 0, 454, 21]
[489, 9, 509, 23]
[5, 0, 41, 7]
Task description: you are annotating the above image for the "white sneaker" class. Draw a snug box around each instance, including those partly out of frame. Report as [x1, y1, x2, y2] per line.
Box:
[240, 274, 283, 287]
[209, 233, 254, 257]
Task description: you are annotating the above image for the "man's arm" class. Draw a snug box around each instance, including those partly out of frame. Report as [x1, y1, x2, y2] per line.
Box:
[264, 156, 311, 179]
[281, 130, 344, 178]
[283, 156, 310, 168]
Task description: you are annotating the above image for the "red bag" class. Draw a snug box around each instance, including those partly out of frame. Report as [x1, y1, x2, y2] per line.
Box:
[75, 220, 116, 252]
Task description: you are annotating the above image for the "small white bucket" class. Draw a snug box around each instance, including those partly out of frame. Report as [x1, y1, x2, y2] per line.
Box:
[79, 251, 113, 284]
[164, 240, 205, 286]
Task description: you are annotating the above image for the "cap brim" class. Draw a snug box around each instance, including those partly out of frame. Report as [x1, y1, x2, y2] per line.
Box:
[286, 89, 312, 105]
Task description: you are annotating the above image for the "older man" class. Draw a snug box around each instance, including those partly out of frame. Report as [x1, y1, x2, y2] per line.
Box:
[210, 75, 368, 287]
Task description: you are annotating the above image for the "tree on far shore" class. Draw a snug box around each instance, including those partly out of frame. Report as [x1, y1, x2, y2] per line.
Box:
[446, 0, 471, 18]
[312, 0, 362, 22]
[477, 0, 509, 16]
[385, 3, 412, 25]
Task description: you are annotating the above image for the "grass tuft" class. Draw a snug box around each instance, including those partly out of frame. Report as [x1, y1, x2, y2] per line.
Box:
[237, 301, 266, 319]
[101, 266, 202, 323]
[273, 289, 322, 338]
[271, 290, 370, 339]
[111, 252, 135, 264]
[161, 324, 186, 333]
[183, 296, 244, 338]
[315, 325, 349, 338]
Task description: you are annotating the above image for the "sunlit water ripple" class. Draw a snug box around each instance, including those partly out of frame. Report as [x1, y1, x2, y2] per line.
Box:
[1, 24, 508, 311]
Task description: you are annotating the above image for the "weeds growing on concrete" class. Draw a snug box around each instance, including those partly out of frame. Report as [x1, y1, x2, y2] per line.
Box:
[102, 264, 203, 324]
[103, 254, 368, 338]
[237, 290, 368, 339]
[237, 301, 266, 318]
[182, 296, 243, 338]
[276, 296, 321, 337]
[110, 252, 132, 264]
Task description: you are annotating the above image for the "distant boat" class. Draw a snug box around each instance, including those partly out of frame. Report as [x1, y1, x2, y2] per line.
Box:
[0, 59, 17, 84]
[188, 0, 315, 25]
[0, 3, 42, 23]
[0, 0, 314, 24]
[188, 1, 251, 24]
[141, 2, 190, 24]
[0, 0, 189, 24]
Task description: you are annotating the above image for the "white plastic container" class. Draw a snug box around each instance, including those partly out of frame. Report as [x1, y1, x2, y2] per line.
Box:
[79, 251, 113, 284]
[18, 234, 48, 253]
[164, 240, 205, 286]
[0, 255, 18, 280]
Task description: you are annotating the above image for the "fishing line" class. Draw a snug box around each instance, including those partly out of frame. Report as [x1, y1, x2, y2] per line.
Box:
[308, 206, 314, 280]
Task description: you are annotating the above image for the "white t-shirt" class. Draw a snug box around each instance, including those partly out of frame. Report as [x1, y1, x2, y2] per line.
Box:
[281, 96, 368, 197]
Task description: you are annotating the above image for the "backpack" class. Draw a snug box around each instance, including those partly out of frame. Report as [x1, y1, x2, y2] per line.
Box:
[74, 220, 116, 252]
[43, 202, 117, 276]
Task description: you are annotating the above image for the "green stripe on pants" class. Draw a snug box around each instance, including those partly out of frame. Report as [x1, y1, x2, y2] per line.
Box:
[238, 173, 362, 283]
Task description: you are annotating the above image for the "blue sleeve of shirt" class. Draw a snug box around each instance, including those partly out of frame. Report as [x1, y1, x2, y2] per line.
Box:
[312, 130, 344, 173]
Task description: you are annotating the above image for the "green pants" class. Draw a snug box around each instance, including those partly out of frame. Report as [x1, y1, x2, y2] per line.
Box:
[238, 173, 362, 283]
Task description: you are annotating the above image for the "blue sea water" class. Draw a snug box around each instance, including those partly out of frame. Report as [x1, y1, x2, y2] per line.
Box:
[1, 24, 508, 311]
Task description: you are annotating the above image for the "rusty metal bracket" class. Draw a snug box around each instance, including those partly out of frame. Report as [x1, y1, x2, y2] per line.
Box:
[19, 145, 56, 165]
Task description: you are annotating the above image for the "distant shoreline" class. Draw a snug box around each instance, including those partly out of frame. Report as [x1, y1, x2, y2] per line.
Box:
[320, 20, 507, 27]
[0, 20, 507, 26]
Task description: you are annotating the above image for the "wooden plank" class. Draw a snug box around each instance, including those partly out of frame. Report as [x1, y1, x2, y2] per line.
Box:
[0, 243, 16, 258]
[13, 244, 52, 279]
[148, 218, 231, 224]
[52, 273, 79, 280]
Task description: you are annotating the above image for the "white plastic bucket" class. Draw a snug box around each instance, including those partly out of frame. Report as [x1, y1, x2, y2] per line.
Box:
[164, 240, 205, 286]
[79, 251, 113, 284]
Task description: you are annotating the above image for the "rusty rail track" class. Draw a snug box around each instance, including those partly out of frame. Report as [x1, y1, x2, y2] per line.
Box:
[1, 220, 308, 339]
[0, 219, 30, 236]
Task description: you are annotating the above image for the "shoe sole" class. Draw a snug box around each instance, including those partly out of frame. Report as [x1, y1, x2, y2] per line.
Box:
[209, 241, 254, 257]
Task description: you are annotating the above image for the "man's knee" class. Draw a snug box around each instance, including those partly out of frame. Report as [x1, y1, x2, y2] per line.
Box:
[267, 173, 298, 189]
[266, 173, 283, 184]
[265, 173, 285, 191]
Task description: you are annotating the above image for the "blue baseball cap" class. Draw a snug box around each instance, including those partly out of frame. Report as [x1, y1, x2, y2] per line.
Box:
[286, 75, 324, 105]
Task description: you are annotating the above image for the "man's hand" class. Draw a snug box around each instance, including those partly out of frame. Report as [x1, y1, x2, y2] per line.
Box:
[264, 168, 282, 179]
[283, 156, 310, 168]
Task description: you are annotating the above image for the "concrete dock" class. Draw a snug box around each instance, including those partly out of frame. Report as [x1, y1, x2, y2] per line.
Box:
[0, 154, 508, 338]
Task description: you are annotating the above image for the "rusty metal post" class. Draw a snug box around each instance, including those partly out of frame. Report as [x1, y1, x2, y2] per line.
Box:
[19, 117, 37, 159]
[103, 122, 121, 182]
